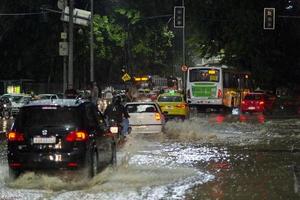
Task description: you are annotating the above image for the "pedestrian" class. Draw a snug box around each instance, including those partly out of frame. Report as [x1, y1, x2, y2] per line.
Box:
[91, 81, 99, 105]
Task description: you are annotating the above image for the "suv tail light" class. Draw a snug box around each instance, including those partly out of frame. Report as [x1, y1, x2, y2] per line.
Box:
[155, 113, 161, 120]
[66, 131, 88, 142]
[7, 131, 24, 142]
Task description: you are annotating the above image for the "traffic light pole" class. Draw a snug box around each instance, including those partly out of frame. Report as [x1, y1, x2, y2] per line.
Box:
[182, 0, 186, 95]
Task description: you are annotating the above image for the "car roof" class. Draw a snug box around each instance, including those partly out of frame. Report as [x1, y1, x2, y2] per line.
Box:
[159, 92, 182, 97]
[23, 99, 89, 108]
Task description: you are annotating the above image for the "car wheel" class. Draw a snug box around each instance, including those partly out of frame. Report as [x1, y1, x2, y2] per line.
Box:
[111, 141, 117, 167]
[9, 168, 21, 180]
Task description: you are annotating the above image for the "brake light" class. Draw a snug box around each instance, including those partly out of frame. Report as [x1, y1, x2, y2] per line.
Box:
[155, 113, 161, 120]
[187, 89, 191, 99]
[7, 131, 24, 142]
[259, 101, 265, 105]
[67, 162, 78, 167]
[176, 103, 186, 108]
[242, 100, 246, 104]
[66, 131, 88, 142]
[218, 89, 222, 98]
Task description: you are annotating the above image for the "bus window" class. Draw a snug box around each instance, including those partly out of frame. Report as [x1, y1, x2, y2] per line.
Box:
[190, 69, 220, 82]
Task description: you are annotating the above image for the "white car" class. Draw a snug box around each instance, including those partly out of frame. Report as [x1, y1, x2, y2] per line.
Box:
[11, 95, 32, 116]
[125, 102, 165, 133]
[36, 94, 60, 100]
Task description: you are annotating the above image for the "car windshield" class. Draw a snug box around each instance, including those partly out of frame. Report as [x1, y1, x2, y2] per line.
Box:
[10, 96, 23, 102]
[16, 106, 81, 128]
[126, 104, 158, 113]
[17, 96, 31, 103]
[158, 96, 182, 102]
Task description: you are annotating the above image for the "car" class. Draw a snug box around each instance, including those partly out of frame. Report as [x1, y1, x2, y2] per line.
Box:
[36, 93, 60, 100]
[156, 91, 189, 120]
[125, 102, 165, 133]
[241, 93, 276, 113]
[7, 99, 116, 179]
[10, 95, 32, 116]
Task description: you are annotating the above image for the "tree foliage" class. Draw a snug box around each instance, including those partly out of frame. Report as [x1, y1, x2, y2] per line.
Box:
[0, 0, 300, 90]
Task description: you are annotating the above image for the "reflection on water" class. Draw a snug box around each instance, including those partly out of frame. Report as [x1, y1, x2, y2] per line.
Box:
[0, 116, 300, 199]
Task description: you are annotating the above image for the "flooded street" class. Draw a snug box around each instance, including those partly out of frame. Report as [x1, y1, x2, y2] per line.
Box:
[0, 114, 300, 200]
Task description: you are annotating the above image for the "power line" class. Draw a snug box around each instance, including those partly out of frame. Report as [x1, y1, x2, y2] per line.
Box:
[0, 12, 47, 16]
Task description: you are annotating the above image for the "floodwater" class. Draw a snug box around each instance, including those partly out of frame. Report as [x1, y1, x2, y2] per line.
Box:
[0, 113, 299, 200]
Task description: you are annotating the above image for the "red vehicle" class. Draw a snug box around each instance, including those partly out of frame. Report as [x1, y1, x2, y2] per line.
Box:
[241, 93, 276, 113]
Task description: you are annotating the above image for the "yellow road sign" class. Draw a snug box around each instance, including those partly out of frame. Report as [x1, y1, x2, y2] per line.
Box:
[122, 73, 131, 82]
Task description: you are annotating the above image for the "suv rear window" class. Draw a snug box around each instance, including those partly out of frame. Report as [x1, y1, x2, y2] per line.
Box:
[16, 106, 82, 128]
[244, 94, 263, 100]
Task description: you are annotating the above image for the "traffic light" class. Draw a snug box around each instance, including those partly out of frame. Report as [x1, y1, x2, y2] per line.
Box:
[174, 6, 185, 28]
[263, 8, 275, 30]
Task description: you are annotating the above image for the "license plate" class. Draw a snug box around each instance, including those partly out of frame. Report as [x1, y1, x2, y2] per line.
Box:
[33, 136, 56, 144]
[248, 106, 255, 110]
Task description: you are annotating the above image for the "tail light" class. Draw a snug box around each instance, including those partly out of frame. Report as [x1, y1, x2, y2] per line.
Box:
[67, 162, 78, 167]
[242, 100, 246, 105]
[7, 131, 24, 142]
[187, 89, 191, 99]
[259, 101, 265, 105]
[66, 131, 88, 142]
[155, 113, 161, 120]
[218, 89, 222, 98]
[176, 103, 187, 108]
[9, 162, 22, 168]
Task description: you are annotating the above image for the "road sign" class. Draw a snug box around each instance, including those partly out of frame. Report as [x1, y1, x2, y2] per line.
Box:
[122, 73, 131, 82]
[61, 32, 67, 39]
[59, 42, 68, 56]
[181, 64, 188, 72]
[61, 7, 91, 27]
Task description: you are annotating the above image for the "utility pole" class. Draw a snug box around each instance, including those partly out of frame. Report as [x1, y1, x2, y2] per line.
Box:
[68, 0, 74, 89]
[90, 0, 94, 82]
[63, 0, 68, 92]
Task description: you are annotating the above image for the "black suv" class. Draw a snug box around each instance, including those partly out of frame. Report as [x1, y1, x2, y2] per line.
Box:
[7, 99, 116, 179]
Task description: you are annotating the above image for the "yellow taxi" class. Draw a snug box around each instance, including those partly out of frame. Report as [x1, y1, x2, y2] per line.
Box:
[156, 91, 189, 120]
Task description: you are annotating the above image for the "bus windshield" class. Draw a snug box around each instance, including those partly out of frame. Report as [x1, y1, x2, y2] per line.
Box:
[189, 68, 220, 82]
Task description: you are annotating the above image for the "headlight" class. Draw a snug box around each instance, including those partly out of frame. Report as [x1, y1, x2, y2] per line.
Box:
[109, 127, 119, 134]
[3, 104, 7, 108]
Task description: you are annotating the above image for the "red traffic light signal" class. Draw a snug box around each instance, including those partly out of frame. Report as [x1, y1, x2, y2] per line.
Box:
[174, 6, 185, 28]
[263, 8, 275, 30]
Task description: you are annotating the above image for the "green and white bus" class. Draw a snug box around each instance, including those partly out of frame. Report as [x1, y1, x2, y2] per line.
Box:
[186, 64, 252, 111]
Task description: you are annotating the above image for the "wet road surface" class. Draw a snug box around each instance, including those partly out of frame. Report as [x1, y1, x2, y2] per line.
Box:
[0, 113, 299, 200]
